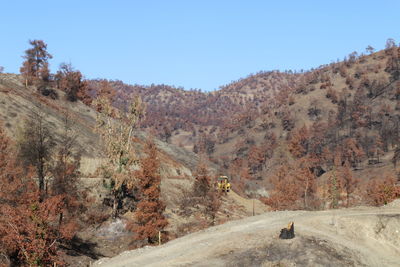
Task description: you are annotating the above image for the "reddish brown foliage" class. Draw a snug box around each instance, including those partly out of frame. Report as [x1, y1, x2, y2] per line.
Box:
[239, 163, 252, 181]
[55, 63, 92, 104]
[365, 174, 400, 206]
[294, 158, 317, 209]
[0, 123, 75, 266]
[340, 161, 358, 207]
[1, 195, 76, 266]
[341, 138, 365, 168]
[97, 80, 117, 103]
[288, 125, 309, 158]
[190, 163, 221, 225]
[193, 163, 212, 197]
[326, 87, 338, 103]
[248, 145, 266, 173]
[205, 188, 221, 226]
[128, 140, 168, 244]
[264, 157, 318, 211]
[88, 70, 299, 142]
[20, 40, 52, 87]
[262, 165, 300, 210]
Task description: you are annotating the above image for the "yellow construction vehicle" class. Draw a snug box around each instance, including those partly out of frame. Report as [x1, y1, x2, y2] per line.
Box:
[217, 176, 231, 193]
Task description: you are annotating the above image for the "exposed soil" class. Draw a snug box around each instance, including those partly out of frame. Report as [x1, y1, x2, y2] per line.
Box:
[94, 201, 400, 267]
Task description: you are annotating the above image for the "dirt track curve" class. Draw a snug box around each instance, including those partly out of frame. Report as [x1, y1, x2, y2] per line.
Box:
[94, 201, 400, 267]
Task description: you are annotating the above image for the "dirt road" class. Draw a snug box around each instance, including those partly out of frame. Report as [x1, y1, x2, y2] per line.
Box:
[94, 201, 400, 266]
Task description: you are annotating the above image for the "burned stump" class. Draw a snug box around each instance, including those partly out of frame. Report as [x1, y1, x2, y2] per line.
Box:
[279, 222, 295, 239]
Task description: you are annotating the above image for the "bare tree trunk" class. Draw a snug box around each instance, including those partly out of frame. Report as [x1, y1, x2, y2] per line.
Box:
[304, 189, 308, 209]
[304, 180, 309, 209]
[112, 195, 118, 219]
[59, 212, 63, 227]
[39, 165, 45, 202]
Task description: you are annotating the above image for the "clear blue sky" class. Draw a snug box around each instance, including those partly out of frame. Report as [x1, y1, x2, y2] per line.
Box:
[1, 1, 399, 91]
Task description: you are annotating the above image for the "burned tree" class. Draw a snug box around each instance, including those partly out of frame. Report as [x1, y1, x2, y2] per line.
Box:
[20, 40, 52, 87]
[128, 140, 168, 244]
[17, 108, 54, 202]
[55, 63, 91, 104]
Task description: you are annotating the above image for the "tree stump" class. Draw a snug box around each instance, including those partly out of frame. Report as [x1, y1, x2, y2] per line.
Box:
[279, 222, 295, 239]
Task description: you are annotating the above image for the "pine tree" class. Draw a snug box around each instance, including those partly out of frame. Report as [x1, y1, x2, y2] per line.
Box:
[20, 40, 52, 87]
[129, 140, 168, 244]
[192, 163, 221, 225]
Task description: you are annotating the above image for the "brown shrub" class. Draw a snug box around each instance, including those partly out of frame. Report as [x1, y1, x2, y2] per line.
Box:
[365, 174, 400, 206]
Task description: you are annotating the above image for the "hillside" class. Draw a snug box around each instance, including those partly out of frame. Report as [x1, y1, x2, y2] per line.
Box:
[88, 71, 300, 147]
[0, 73, 198, 177]
[207, 47, 400, 197]
[0, 73, 268, 265]
[1, 41, 400, 267]
[2, 3, 400, 266]
[94, 200, 400, 267]
[86, 47, 400, 205]
[219, 50, 397, 202]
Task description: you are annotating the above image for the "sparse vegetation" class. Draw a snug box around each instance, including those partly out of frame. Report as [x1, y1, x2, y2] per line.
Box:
[17, 108, 54, 202]
[1, 37, 400, 266]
